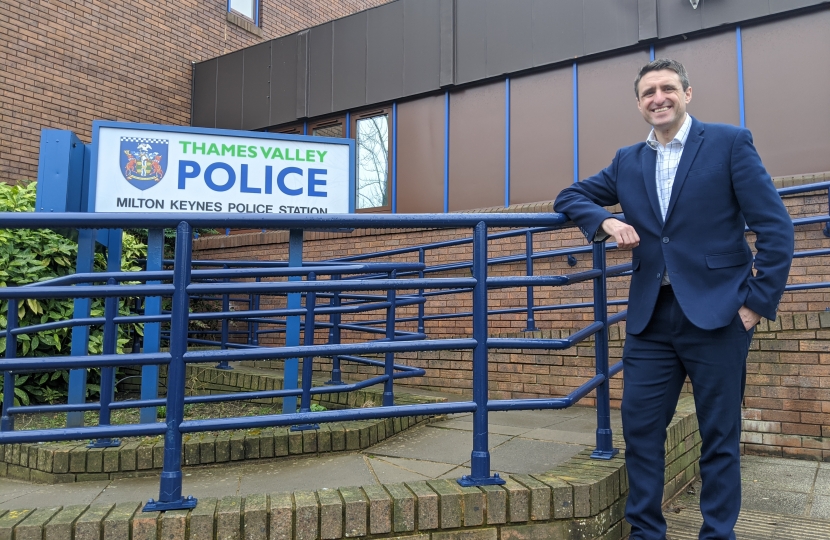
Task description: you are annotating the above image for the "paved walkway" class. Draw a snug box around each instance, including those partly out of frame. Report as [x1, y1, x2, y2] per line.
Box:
[2, 398, 830, 539]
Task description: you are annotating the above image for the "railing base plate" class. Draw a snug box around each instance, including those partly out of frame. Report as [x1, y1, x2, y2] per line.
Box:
[214, 362, 234, 370]
[88, 438, 121, 449]
[590, 448, 619, 460]
[143, 495, 198, 512]
[457, 473, 506, 487]
[290, 423, 320, 431]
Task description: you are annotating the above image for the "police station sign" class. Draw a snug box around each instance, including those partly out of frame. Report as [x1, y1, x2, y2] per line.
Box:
[89, 121, 355, 214]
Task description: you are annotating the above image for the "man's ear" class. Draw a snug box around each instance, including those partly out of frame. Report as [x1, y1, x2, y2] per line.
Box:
[685, 86, 693, 104]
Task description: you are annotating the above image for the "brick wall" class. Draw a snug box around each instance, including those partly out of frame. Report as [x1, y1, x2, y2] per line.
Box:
[0, 0, 390, 184]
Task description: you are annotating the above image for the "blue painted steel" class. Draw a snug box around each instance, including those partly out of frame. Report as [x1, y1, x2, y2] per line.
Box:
[0, 423, 167, 444]
[418, 249, 426, 335]
[303, 121, 308, 135]
[151, 221, 196, 511]
[291, 272, 319, 431]
[444, 91, 450, 213]
[524, 230, 537, 331]
[140, 229, 163, 424]
[250, 277, 261, 346]
[590, 242, 617, 459]
[383, 270, 397, 406]
[282, 229, 303, 414]
[573, 62, 579, 183]
[650, 45, 655, 62]
[326, 274, 345, 385]
[1, 299, 18, 431]
[89, 278, 121, 448]
[215, 264, 233, 370]
[459, 222, 504, 487]
[392, 102, 398, 213]
[736, 26, 746, 128]
[35, 129, 86, 213]
[505, 78, 511, 207]
[67, 228, 96, 427]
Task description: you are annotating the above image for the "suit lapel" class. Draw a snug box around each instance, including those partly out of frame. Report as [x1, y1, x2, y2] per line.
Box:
[664, 119, 704, 223]
[640, 145, 663, 225]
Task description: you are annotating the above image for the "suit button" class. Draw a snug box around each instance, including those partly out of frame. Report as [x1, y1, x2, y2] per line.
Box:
[662, 237, 669, 243]
[657, 273, 662, 280]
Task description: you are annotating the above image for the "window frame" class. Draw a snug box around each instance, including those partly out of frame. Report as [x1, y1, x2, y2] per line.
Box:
[227, 0, 260, 26]
[351, 107, 393, 214]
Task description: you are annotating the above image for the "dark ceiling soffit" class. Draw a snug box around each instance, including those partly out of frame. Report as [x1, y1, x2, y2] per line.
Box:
[193, 0, 830, 131]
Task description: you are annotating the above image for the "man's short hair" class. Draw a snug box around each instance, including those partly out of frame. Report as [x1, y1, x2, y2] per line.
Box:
[634, 59, 690, 98]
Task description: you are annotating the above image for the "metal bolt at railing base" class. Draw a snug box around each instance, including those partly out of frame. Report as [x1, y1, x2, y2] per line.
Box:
[290, 423, 319, 432]
[214, 361, 233, 370]
[87, 438, 121, 449]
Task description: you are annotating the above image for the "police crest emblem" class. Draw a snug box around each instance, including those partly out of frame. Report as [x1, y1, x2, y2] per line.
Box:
[120, 137, 168, 190]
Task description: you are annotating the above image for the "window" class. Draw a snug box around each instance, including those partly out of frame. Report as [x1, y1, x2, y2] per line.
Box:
[228, 0, 259, 25]
[354, 110, 391, 211]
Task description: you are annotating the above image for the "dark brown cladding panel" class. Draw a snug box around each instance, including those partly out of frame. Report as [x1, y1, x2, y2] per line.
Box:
[582, 0, 639, 56]
[448, 82, 505, 211]
[308, 23, 333, 118]
[333, 12, 368, 112]
[577, 51, 650, 180]
[655, 30, 739, 127]
[483, 0, 533, 77]
[367, 0, 404, 104]
[192, 59, 217, 128]
[405, 0, 441, 95]
[216, 51, 244, 130]
[242, 42, 272, 131]
[270, 35, 299, 126]
[397, 94, 445, 213]
[742, 9, 830, 177]
[531, 0, 584, 66]
[509, 68, 573, 206]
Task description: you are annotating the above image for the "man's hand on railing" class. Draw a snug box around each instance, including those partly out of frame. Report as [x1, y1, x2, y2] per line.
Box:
[602, 218, 640, 249]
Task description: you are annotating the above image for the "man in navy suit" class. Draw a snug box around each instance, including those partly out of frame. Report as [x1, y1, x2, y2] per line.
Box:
[554, 59, 793, 540]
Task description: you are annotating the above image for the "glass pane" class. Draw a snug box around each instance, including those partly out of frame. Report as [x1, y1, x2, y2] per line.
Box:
[355, 114, 389, 209]
[312, 123, 343, 138]
[229, 0, 255, 20]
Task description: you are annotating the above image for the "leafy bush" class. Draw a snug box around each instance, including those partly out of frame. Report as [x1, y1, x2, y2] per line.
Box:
[0, 181, 146, 405]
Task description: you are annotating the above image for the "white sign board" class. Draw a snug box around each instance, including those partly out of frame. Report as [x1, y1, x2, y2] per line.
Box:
[89, 121, 355, 214]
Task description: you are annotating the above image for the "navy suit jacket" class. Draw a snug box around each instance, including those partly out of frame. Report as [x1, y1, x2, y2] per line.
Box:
[554, 117, 794, 335]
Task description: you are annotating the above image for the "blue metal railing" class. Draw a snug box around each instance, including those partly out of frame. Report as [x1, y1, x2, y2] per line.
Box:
[1, 178, 828, 511]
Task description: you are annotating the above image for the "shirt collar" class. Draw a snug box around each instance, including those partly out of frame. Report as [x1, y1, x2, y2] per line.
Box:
[646, 114, 692, 150]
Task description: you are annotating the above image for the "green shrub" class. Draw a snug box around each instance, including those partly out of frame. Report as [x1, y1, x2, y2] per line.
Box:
[0, 181, 147, 405]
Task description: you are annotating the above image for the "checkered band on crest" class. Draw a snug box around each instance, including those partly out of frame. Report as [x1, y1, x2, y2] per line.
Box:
[120, 137, 168, 144]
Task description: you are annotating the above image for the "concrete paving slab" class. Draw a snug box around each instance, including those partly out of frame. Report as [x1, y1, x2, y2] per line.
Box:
[738, 482, 809, 516]
[487, 438, 585, 474]
[0, 480, 109, 510]
[487, 409, 586, 429]
[433, 419, 528, 436]
[519, 428, 596, 446]
[368, 425, 510, 465]
[741, 460, 818, 492]
[437, 465, 471, 480]
[547, 412, 623, 432]
[814, 467, 830, 495]
[744, 455, 820, 468]
[366, 457, 432, 484]
[238, 453, 376, 496]
[810, 494, 830, 520]
[365, 456, 457, 480]
[91, 476, 160, 505]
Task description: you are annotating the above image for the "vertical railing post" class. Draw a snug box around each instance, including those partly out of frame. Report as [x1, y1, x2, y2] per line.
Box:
[417, 248, 425, 336]
[140, 228, 164, 424]
[292, 272, 319, 431]
[67, 228, 96, 428]
[89, 278, 121, 448]
[144, 221, 197, 512]
[282, 229, 303, 414]
[524, 230, 538, 331]
[1, 299, 18, 432]
[459, 222, 504, 487]
[591, 241, 618, 460]
[383, 270, 397, 406]
[251, 278, 261, 347]
[215, 264, 232, 370]
[326, 274, 344, 385]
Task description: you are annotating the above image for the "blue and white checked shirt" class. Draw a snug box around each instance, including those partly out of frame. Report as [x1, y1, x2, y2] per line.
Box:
[646, 113, 693, 221]
[646, 113, 692, 284]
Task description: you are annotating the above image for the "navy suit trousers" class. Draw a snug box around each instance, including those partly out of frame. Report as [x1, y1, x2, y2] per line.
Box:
[622, 285, 753, 540]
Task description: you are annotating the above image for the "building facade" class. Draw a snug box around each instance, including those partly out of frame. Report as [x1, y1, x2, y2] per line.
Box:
[0, 0, 391, 184]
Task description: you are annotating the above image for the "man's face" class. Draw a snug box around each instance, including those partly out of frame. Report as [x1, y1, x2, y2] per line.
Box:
[636, 69, 692, 133]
